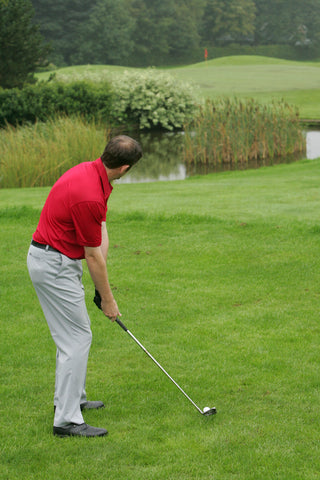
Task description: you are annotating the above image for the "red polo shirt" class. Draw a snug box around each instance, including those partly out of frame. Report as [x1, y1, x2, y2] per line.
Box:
[33, 158, 113, 259]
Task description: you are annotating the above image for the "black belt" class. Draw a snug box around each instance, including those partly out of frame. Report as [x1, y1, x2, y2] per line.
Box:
[31, 239, 61, 254]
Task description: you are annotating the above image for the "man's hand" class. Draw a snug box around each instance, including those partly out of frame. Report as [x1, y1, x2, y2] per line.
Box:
[93, 289, 120, 321]
[101, 297, 120, 321]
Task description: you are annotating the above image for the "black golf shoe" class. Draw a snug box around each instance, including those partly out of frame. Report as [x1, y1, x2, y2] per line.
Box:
[54, 400, 105, 413]
[80, 401, 105, 411]
[53, 423, 108, 437]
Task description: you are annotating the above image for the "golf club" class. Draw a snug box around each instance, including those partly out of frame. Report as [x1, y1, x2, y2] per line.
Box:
[115, 317, 217, 416]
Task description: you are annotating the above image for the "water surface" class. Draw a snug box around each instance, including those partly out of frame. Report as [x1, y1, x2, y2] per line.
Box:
[117, 131, 318, 184]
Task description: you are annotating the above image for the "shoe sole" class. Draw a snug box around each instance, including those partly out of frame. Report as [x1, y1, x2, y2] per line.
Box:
[53, 426, 108, 437]
[53, 431, 108, 438]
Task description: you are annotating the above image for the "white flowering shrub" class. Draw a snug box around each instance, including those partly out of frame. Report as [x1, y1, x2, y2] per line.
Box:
[111, 69, 198, 131]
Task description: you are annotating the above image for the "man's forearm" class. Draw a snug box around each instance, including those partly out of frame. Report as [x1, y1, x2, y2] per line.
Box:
[100, 222, 109, 262]
[84, 247, 113, 302]
[84, 241, 120, 319]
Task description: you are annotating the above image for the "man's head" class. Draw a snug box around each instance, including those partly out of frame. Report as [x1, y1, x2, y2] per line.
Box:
[101, 135, 142, 171]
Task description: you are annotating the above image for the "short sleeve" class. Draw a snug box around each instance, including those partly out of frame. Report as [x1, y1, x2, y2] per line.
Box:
[71, 201, 106, 246]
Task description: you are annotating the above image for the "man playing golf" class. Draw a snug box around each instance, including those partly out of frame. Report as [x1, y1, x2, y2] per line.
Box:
[27, 135, 142, 437]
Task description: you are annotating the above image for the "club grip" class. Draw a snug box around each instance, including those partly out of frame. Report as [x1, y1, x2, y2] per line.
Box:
[116, 317, 128, 332]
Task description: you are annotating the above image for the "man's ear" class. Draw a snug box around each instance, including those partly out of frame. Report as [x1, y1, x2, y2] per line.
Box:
[120, 164, 131, 174]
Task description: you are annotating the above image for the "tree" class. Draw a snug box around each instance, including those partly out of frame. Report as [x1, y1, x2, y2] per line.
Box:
[201, 0, 256, 45]
[31, 0, 94, 65]
[0, 0, 49, 89]
[254, 0, 320, 47]
[76, 0, 135, 65]
[130, 0, 176, 65]
[168, 0, 206, 60]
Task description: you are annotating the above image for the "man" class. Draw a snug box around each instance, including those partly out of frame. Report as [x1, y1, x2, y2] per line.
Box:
[27, 135, 142, 437]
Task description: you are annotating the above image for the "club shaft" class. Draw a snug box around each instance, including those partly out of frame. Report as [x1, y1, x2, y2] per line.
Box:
[116, 318, 203, 414]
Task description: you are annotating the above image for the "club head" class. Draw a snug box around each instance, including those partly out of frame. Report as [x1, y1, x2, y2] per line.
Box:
[202, 407, 217, 416]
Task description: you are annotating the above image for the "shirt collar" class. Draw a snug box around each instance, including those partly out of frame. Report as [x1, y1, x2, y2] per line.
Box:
[94, 158, 113, 199]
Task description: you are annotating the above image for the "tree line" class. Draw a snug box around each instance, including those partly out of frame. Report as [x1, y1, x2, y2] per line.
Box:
[31, 0, 320, 66]
[1, 0, 320, 89]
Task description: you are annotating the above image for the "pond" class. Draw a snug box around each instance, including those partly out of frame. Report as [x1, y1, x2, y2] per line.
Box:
[116, 130, 320, 184]
[306, 130, 320, 159]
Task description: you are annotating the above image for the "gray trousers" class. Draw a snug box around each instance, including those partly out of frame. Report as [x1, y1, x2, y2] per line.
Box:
[27, 244, 92, 427]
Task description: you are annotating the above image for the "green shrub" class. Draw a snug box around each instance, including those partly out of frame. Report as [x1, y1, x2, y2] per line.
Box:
[0, 81, 113, 127]
[111, 70, 198, 130]
[0, 72, 197, 131]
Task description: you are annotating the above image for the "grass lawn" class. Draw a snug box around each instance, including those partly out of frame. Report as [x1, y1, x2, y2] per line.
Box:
[171, 57, 320, 119]
[37, 56, 320, 119]
[1, 159, 320, 479]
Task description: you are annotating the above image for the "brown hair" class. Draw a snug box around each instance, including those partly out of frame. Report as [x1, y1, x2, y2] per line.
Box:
[101, 135, 142, 169]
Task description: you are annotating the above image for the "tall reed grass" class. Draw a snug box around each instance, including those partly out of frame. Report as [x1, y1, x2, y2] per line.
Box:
[0, 117, 110, 188]
[183, 98, 306, 167]
[0, 99, 307, 189]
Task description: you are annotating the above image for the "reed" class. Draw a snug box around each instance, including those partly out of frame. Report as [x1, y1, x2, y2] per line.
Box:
[0, 116, 110, 188]
[183, 98, 306, 168]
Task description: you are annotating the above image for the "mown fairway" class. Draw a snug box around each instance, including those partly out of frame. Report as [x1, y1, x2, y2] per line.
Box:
[1, 159, 320, 479]
[171, 56, 320, 93]
[37, 55, 320, 119]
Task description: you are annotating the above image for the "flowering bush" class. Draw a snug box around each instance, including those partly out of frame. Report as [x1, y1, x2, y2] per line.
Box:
[111, 69, 198, 130]
[0, 69, 198, 131]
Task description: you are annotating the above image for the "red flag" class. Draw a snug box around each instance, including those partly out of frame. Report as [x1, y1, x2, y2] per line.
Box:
[204, 48, 208, 60]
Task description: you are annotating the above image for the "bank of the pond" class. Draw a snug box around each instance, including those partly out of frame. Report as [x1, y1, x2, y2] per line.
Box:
[117, 129, 317, 184]
[300, 119, 320, 128]
[0, 118, 316, 188]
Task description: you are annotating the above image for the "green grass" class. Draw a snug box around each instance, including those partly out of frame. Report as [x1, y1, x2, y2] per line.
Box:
[171, 56, 320, 93]
[1, 159, 320, 479]
[37, 56, 320, 119]
[169, 56, 320, 119]
[0, 117, 108, 188]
